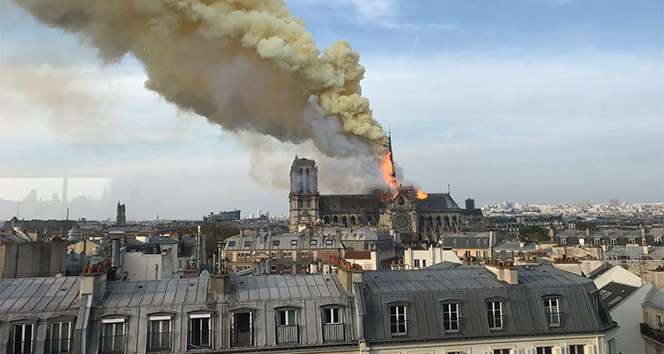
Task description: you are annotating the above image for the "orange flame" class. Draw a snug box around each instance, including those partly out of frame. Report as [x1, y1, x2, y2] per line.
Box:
[380, 152, 428, 199]
[380, 152, 399, 190]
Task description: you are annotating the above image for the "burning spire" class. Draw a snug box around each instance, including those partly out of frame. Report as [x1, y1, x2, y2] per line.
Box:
[387, 127, 398, 189]
[379, 129, 428, 199]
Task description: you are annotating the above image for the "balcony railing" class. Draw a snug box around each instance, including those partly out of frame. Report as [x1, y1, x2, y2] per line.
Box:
[231, 324, 254, 347]
[641, 323, 664, 343]
[488, 315, 506, 331]
[276, 325, 299, 344]
[188, 330, 212, 349]
[147, 332, 172, 352]
[545, 312, 565, 328]
[322, 323, 345, 342]
[48, 338, 71, 353]
[101, 335, 126, 354]
[443, 317, 463, 334]
[9, 340, 33, 354]
[390, 319, 409, 337]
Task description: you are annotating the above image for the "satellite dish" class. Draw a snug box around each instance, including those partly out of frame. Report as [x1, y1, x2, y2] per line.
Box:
[199, 270, 210, 278]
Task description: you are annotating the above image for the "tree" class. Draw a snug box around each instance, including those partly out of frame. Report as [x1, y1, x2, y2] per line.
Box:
[518, 225, 550, 242]
[182, 223, 238, 261]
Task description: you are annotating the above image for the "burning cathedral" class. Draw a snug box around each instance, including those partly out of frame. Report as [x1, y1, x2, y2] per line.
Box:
[288, 154, 464, 243]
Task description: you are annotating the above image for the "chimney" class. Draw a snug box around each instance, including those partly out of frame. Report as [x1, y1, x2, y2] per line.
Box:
[586, 227, 590, 236]
[80, 263, 107, 301]
[55, 267, 64, 278]
[647, 266, 664, 290]
[484, 261, 518, 285]
[239, 229, 245, 248]
[210, 273, 230, 295]
[182, 261, 198, 278]
[335, 228, 342, 245]
[603, 228, 609, 237]
[571, 228, 576, 237]
[549, 227, 554, 238]
[619, 229, 624, 237]
[109, 231, 123, 268]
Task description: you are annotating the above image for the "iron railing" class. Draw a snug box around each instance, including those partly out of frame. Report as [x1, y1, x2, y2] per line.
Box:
[276, 325, 299, 344]
[390, 319, 409, 337]
[640, 322, 664, 343]
[48, 338, 71, 353]
[545, 312, 565, 328]
[188, 329, 212, 349]
[147, 331, 172, 352]
[322, 323, 345, 342]
[231, 324, 253, 347]
[443, 317, 463, 334]
[100, 334, 126, 354]
[9, 340, 33, 354]
[488, 314, 506, 331]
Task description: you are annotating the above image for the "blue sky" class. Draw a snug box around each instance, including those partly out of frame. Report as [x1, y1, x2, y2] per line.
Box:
[0, 0, 662, 220]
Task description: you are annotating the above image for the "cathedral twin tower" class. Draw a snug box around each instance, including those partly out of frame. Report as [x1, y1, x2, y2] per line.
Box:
[289, 156, 319, 231]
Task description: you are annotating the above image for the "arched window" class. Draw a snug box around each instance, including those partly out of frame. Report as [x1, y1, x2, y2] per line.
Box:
[324, 216, 330, 224]
[305, 169, 310, 193]
[333, 216, 338, 224]
[350, 216, 356, 226]
[297, 169, 303, 193]
[342, 216, 348, 227]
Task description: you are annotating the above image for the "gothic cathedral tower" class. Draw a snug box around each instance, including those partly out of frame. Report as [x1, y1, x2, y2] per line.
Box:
[289, 156, 319, 232]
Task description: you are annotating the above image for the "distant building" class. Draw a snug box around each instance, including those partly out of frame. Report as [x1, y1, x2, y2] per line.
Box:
[610, 199, 620, 206]
[289, 156, 463, 243]
[0, 240, 67, 278]
[204, 210, 241, 223]
[641, 267, 664, 353]
[403, 244, 461, 269]
[116, 201, 126, 225]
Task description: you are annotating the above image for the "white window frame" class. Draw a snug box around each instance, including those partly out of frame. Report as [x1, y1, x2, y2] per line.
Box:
[188, 314, 212, 349]
[544, 298, 561, 327]
[148, 316, 172, 352]
[389, 305, 407, 336]
[422, 259, 427, 267]
[568, 345, 585, 354]
[493, 349, 511, 354]
[442, 303, 460, 333]
[12, 323, 34, 354]
[486, 301, 503, 330]
[277, 309, 298, 326]
[101, 319, 126, 353]
[536, 347, 553, 354]
[414, 259, 420, 268]
[50, 321, 72, 354]
[323, 307, 342, 325]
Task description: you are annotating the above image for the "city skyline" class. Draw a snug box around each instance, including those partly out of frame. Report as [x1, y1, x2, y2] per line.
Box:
[1, 0, 662, 220]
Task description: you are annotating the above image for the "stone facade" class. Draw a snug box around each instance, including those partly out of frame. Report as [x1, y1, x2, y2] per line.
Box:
[289, 157, 463, 243]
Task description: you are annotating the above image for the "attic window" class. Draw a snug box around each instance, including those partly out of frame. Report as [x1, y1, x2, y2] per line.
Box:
[272, 240, 280, 247]
[244, 241, 251, 247]
[353, 233, 357, 238]
[326, 239, 334, 245]
[228, 241, 236, 247]
[291, 240, 298, 246]
[310, 239, 317, 245]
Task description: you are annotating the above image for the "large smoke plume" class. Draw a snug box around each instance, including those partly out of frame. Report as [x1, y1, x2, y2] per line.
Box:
[15, 0, 390, 189]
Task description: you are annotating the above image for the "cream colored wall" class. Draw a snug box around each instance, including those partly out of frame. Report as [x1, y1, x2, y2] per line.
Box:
[366, 332, 617, 354]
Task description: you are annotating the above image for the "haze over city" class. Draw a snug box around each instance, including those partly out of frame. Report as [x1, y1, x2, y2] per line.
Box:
[1, 0, 662, 221]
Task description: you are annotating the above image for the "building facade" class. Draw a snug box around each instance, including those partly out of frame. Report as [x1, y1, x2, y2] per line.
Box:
[289, 157, 464, 242]
[0, 263, 619, 354]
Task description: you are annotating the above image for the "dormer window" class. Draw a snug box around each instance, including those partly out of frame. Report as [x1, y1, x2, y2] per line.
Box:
[389, 305, 407, 336]
[228, 241, 236, 247]
[244, 241, 251, 247]
[11, 323, 34, 354]
[272, 240, 280, 247]
[543, 298, 562, 327]
[326, 239, 334, 245]
[310, 239, 317, 245]
[101, 318, 126, 353]
[486, 301, 504, 331]
[291, 240, 298, 246]
[442, 303, 461, 333]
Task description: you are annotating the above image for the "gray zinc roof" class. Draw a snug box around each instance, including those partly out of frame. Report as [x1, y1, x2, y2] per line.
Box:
[229, 273, 349, 301]
[438, 232, 490, 249]
[598, 282, 638, 311]
[101, 278, 210, 308]
[362, 265, 614, 344]
[415, 193, 461, 211]
[0, 277, 81, 314]
[643, 287, 664, 311]
[223, 231, 343, 251]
